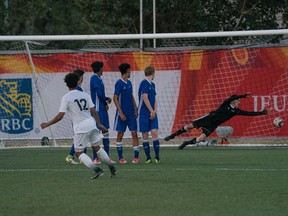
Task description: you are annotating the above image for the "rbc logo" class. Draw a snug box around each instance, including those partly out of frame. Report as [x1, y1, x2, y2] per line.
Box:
[0, 79, 33, 134]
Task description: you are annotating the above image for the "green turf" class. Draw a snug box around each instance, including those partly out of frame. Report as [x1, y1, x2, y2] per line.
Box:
[0, 146, 288, 216]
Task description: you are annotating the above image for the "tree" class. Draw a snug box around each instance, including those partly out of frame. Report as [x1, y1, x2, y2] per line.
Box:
[0, 0, 287, 48]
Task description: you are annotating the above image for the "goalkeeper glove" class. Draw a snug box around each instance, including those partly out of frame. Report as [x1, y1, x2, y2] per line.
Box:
[261, 109, 268, 115]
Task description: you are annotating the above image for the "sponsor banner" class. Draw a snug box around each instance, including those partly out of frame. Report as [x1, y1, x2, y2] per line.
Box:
[0, 79, 33, 134]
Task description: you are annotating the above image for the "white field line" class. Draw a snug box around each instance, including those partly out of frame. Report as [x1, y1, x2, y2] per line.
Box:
[0, 167, 288, 172]
[1, 143, 288, 150]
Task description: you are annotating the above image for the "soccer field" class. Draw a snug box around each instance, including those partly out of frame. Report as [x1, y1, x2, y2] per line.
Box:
[0, 146, 288, 216]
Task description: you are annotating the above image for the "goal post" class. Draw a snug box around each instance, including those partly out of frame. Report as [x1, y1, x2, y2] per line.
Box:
[0, 29, 288, 147]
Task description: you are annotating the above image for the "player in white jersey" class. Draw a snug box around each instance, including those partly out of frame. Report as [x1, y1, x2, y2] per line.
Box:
[41, 72, 117, 179]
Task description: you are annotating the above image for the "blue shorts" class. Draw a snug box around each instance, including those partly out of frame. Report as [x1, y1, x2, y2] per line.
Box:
[138, 113, 158, 133]
[97, 110, 110, 129]
[114, 114, 137, 133]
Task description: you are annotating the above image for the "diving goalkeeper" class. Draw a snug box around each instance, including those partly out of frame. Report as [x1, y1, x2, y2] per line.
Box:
[164, 93, 268, 149]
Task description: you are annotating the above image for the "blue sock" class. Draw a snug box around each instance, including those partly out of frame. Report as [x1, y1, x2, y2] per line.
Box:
[103, 137, 110, 156]
[133, 146, 139, 158]
[69, 144, 75, 156]
[143, 140, 151, 160]
[116, 142, 123, 159]
[93, 150, 98, 160]
[83, 147, 87, 154]
[153, 139, 160, 160]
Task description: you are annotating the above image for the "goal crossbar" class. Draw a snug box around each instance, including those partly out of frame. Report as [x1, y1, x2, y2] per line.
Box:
[1, 29, 288, 41]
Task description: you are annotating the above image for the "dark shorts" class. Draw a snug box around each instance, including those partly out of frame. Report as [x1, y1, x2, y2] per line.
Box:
[192, 114, 217, 137]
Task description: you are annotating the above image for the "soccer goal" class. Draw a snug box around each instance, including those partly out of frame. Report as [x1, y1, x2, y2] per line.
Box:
[0, 29, 288, 147]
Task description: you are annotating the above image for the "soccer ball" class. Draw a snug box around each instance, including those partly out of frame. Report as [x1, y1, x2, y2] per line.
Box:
[273, 117, 284, 128]
[41, 136, 50, 146]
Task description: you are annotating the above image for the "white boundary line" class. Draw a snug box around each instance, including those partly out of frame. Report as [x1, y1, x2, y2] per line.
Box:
[1, 143, 288, 150]
[1, 167, 288, 172]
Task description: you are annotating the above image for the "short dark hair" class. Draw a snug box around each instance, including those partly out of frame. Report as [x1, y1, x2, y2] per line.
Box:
[64, 73, 79, 88]
[73, 69, 85, 77]
[144, 66, 155, 76]
[119, 63, 131, 75]
[91, 61, 104, 73]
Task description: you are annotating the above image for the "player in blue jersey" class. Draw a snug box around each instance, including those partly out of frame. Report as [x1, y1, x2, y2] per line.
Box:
[65, 69, 88, 164]
[90, 61, 115, 164]
[138, 66, 160, 163]
[113, 63, 140, 164]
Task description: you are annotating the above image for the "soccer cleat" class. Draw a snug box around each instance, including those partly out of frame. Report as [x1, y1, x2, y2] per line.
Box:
[65, 155, 79, 165]
[164, 134, 175, 141]
[132, 157, 140, 164]
[145, 158, 152, 164]
[178, 138, 197, 150]
[154, 158, 160, 164]
[109, 158, 116, 164]
[91, 167, 104, 179]
[93, 158, 101, 164]
[118, 158, 127, 164]
[109, 165, 118, 177]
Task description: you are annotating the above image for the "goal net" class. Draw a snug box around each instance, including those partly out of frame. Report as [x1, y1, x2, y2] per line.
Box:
[0, 30, 288, 147]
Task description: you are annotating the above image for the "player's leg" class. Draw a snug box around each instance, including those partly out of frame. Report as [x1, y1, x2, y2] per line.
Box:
[92, 111, 104, 164]
[116, 132, 127, 164]
[164, 123, 195, 141]
[92, 146, 118, 177]
[65, 144, 79, 164]
[131, 131, 140, 163]
[138, 113, 151, 163]
[151, 129, 160, 163]
[102, 131, 116, 164]
[150, 116, 160, 163]
[74, 133, 103, 179]
[128, 116, 140, 163]
[92, 149, 101, 164]
[178, 133, 207, 150]
[115, 116, 127, 164]
[141, 132, 152, 163]
[100, 111, 113, 159]
[178, 121, 216, 149]
[90, 129, 118, 177]
[102, 131, 110, 155]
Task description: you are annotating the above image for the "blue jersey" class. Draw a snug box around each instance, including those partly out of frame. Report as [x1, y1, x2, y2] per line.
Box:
[138, 79, 158, 132]
[138, 79, 156, 116]
[90, 74, 108, 111]
[114, 79, 135, 116]
[76, 85, 83, 92]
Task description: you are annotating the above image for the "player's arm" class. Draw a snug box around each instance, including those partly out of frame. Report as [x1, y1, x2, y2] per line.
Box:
[132, 95, 138, 118]
[222, 93, 250, 105]
[90, 107, 107, 132]
[106, 96, 112, 104]
[154, 96, 158, 113]
[97, 88, 108, 105]
[91, 77, 107, 106]
[113, 94, 126, 121]
[237, 109, 268, 116]
[142, 93, 156, 119]
[41, 112, 65, 129]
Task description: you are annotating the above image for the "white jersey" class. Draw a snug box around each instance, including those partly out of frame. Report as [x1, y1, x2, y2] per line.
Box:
[59, 90, 97, 134]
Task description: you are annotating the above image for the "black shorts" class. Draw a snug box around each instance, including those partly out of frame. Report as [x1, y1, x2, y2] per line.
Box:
[192, 114, 217, 137]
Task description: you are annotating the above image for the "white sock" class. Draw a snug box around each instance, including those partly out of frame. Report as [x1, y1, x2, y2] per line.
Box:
[79, 153, 96, 170]
[97, 148, 112, 165]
